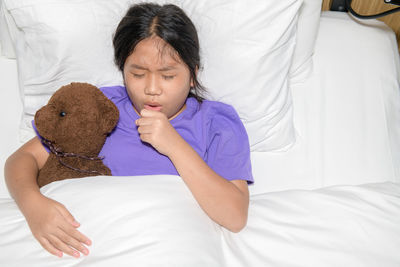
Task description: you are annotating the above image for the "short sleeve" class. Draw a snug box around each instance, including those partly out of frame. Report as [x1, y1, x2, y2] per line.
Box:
[99, 85, 127, 105]
[205, 103, 254, 184]
[31, 120, 50, 153]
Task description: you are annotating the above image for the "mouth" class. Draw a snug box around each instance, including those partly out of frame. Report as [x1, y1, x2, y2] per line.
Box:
[144, 102, 162, 111]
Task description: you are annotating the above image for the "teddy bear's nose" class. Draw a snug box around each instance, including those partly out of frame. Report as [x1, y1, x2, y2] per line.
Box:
[59, 111, 67, 117]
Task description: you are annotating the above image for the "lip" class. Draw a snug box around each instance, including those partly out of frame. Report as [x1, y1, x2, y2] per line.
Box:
[144, 102, 162, 111]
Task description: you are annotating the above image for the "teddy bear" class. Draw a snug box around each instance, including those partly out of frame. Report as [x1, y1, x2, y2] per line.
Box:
[34, 82, 119, 188]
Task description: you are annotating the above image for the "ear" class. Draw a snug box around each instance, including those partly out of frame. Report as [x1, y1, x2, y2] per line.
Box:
[97, 92, 119, 134]
[190, 65, 199, 88]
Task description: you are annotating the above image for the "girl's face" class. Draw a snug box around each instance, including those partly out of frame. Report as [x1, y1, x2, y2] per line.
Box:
[123, 36, 193, 120]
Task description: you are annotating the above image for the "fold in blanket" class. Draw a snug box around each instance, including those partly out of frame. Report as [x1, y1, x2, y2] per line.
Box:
[0, 176, 399, 267]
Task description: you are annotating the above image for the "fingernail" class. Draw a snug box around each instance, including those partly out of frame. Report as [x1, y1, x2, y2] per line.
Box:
[73, 251, 80, 258]
[73, 220, 80, 226]
[82, 248, 89, 255]
[58, 252, 63, 258]
[86, 239, 92, 246]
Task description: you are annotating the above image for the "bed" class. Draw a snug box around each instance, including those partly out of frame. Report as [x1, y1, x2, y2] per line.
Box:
[1, 0, 400, 266]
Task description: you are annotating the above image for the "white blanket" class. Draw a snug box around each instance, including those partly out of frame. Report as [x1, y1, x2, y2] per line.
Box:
[1, 175, 400, 266]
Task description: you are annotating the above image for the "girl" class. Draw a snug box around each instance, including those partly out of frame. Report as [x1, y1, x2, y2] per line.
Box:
[4, 3, 253, 259]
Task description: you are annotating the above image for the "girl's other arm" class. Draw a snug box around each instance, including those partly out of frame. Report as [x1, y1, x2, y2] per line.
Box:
[137, 109, 249, 232]
[5, 138, 47, 203]
[4, 137, 91, 258]
[168, 139, 249, 232]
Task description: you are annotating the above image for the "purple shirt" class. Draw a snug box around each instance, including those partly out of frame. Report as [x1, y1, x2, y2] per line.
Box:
[35, 85, 253, 183]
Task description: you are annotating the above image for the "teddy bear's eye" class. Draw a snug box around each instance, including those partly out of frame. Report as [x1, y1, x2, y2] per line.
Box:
[59, 111, 67, 117]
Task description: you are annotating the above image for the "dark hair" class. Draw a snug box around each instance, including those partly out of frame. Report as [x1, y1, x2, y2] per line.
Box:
[113, 3, 205, 102]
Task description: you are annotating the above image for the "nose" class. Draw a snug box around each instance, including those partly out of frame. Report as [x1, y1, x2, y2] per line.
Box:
[144, 75, 162, 96]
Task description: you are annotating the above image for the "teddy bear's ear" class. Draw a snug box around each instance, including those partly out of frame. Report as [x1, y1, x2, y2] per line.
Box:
[98, 92, 119, 134]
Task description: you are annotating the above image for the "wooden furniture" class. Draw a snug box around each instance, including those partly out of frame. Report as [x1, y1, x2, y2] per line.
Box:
[322, 0, 400, 52]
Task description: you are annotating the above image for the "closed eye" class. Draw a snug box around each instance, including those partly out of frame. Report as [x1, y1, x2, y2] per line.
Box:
[162, 75, 175, 80]
[133, 73, 145, 78]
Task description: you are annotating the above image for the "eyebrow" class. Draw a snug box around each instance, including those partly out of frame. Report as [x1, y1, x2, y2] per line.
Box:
[129, 64, 177, 72]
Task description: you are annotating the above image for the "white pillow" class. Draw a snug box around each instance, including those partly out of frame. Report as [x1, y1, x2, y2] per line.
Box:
[2, 0, 321, 82]
[3, 0, 302, 152]
[289, 0, 322, 84]
[0, 1, 16, 58]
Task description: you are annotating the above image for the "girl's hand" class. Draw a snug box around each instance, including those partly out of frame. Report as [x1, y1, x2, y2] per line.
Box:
[22, 193, 91, 258]
[135, 109, 182, 156]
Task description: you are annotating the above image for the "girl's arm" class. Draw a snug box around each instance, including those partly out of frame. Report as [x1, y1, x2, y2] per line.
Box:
[5, 137, 91, 257]
[136, 109, 249, 232]
[168, 138, 249, 232]
[5, 138, 47, 203]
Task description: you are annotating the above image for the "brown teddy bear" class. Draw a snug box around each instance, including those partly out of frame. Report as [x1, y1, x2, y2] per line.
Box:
[34, 82, 119, 188]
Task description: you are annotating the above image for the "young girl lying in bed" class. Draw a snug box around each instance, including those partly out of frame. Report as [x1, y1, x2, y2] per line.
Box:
[4, 3, 253, 259]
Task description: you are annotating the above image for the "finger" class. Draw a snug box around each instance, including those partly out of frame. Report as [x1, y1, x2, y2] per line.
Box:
[140, 108, 151, 117]
[139, 133, 158, 146]
[58, 228, 90, 256]
[137, 125, 154, 134]
[140, 108, 161, 117]
[48, 234, 81, 258]
[135, 117, 153, 126]
[59, 219, 92, 247]
[39, 237, 63, 258]
[138, 133, 152, 144]
[55, 204, 80, 228]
